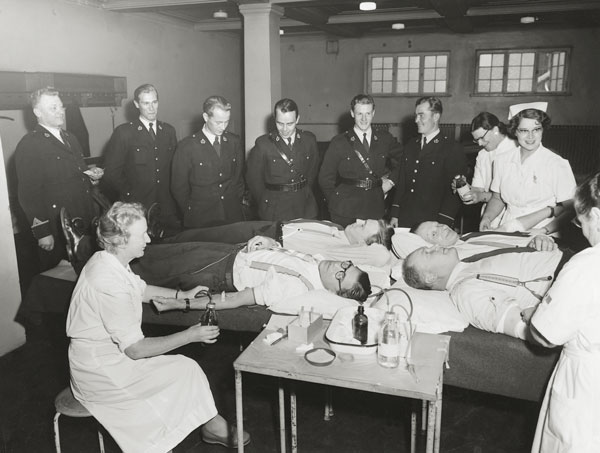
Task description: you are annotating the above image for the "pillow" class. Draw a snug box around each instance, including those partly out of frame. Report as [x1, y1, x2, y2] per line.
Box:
[391, 228, 430, 259]
[371, 282, 468, 334]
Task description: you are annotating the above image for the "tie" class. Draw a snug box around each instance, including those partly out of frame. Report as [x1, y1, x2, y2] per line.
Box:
[60, 130, 71, 149]
[287, 137, 293, 151]
[249, 261, 315, 290]
[213, 136, 221, 156]
[461, 246, 536, 263]
[420, 135, 426, 150]
[148, 123, 156, 141]
[362, 133, 369, 152]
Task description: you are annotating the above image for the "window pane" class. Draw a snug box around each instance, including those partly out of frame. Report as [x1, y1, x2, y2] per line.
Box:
[372, 57, 383, 69]
[409, 68, 420, 80]
[521, 79, 532, 91]
[492, 53, 505, 67]
[435, 80, 446, 92]
[436, 68, 445, 80]
[383, 57, 394, 69]
[382, 81, 392, 93]
[522, 66, 534, 79]
[397, 57, 409, 69]
[383, 69, 393, 80]
[397, 69, 408, 82]
[509, 53, 522, 65]
[478, 80, 490, 92]
[424, 68, 435, 80]
[409, 56, 420, 67]
[491, 67, 503, 80]
[522, 52, 535, 66]
[372, 82, 382, 93]
[437, 55, 447, 67]
[408, 81, 419, 92]
[507, 66, 521, 79]
[479, 67, 491, 80]
[424, 55, 435, 67]
[372, 69, 382, 81]
[397, 80, 408, 93]
[490, 80, 503, 92]
[479, 53, 492, 67]
[423, 80, 434, 92]
[507, 79, 519, 92]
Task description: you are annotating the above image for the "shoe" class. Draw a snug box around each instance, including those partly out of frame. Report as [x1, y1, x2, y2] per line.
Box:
[201, 425, 251, 449]
[147, 203, 165, 241]
[60, 207, 95, 274]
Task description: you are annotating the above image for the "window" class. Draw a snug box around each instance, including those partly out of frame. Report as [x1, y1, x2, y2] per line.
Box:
[368, 52, 449, 95]
[475, 48, 569, 94]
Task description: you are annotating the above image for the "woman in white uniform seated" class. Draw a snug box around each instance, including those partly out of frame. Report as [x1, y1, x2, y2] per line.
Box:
[526, 172, 600, 452]
[479, 105, 576, 235]
[66, 202, 250, 453]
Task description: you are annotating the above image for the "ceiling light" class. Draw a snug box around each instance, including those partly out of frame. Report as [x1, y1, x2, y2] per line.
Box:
[213, 10, 228, 19]
[392, 23, 405, 30]
[520, 16, 536, 24]
[359, 2, 376, 11]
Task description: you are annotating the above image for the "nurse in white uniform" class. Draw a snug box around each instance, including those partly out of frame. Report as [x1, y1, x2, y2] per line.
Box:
[527, 173, 600, 452]
[480, 104, 576, 235]
[66, 202, 250, 453]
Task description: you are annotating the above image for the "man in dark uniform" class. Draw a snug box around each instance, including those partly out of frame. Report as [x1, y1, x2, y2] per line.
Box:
[15, 87, 97, 271]
[246, 98, 320, 220]
[318, 94, 401, 227]
[103, 83, 179, 235]
[171, 95, 244, 228]
[391, 97, 467, 228]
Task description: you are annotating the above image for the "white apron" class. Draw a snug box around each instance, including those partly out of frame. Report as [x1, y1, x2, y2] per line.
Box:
[532, 345, 600, 452]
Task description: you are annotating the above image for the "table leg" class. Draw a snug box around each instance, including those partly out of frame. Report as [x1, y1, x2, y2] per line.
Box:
[235, 370, 244, 453]
[426, 400, 436, 453]
[434, 390, 443, 453]
[410, 401, 417, 453]
[290, 381, 297, 453]
[278, 379, 286, 453]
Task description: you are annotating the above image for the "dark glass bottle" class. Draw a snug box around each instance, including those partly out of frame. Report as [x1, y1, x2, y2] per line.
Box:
[200, 300, 218, 326]
[353, 305, 368, 345]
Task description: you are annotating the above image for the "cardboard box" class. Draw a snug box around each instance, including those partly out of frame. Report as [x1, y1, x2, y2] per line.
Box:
[288, 314, 323, 344]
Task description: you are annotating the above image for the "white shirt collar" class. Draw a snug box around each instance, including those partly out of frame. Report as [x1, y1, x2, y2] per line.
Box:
[423, 128, 440, 145]
[202, 125, 217, 143]
[39, 124, 63, 141]
[139, 116, 156, 131]
[354, 126, 372, 142]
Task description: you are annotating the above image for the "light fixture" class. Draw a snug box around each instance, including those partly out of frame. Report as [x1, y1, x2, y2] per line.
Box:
[359, 2, 376, 11]
[213, 9, 228, 19]
[520, 16, 536, 24]
[392, 23, 405, 30]
[279, 29, 284, 35]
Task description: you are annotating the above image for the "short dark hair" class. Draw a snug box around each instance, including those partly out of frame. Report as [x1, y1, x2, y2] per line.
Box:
[415, 96, 443, 116]
[30, 87, 60, 109]
[337, 268, 371, 302]
[364, 219, 394, 250]
[97, 202, 146, 253]
[402, 251, 433, 290]
[508, 109, 551, 137]
[350, 94, 375, 111]
[133, 84, 158, 103]
[471, 111, 507, 135]
[274, 98, 298, 117]
[203, 95, 231, 116]
[575, 171, 600, 218]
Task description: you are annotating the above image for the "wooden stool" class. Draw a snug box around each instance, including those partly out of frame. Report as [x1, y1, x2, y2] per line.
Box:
[53, 387, 105, 453]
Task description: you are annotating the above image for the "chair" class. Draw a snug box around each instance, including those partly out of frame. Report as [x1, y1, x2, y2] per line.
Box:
[53, 387, 105, 453]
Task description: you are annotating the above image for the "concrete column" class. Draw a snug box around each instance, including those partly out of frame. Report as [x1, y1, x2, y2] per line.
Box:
[239, 3, 283, 153]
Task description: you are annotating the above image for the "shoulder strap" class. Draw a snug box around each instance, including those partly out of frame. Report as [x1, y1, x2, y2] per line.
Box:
[344, 131, 379, 179]
[270, 134, 306, 180]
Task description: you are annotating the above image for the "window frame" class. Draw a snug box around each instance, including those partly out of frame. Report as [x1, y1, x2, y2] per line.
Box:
[473, 47, 571, 96]
[366, 51, 451, 97]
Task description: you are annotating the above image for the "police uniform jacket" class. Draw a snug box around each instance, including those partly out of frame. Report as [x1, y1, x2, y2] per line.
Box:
[15, 125, 96, 241]
[391, 132, 467, 228]
[171, 130, 244, 228]
[318, 129, 401, 221]
[103, 119, 178, 216]
[246, 129, 319, 221]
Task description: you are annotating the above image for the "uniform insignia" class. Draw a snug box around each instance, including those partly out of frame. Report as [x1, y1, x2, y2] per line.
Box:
[137, 126, 143, 131]
[200, 139, 206, 144]
[373, 135, 378, 141]
[434, 138, 439, 144]
[158, 124, 162, 130]
[223, 136, 228, 142]
[350, 136, 356, 142]
[44, 132, 50, 138]
[276, 136, 280, 142]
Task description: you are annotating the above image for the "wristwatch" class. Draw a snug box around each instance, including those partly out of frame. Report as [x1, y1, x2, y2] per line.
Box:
[547, 206, 555, 218]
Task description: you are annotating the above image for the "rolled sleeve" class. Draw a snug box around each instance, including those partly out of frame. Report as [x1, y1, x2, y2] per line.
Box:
[98, 287, 145, 352]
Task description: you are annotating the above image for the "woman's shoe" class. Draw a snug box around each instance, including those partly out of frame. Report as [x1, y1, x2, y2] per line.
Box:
[201, 425, 251, 448]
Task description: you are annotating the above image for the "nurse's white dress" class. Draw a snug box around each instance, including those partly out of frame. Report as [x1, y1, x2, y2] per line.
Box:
[66, 251, 217, 453]
[531, 243, 600, 452]
[490, 144, 576, 230]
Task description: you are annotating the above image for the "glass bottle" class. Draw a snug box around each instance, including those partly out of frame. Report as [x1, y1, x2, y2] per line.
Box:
[200, 298, 218, 326]
[377, 311, 401, 368]
[453, 174, 471, 199]
[353, 304, 368, 345]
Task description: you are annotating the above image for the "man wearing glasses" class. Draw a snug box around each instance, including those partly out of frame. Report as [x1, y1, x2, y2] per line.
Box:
[137, 238, 371, 312]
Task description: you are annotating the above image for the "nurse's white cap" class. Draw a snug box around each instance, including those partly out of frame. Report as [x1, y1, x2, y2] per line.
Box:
[508, 101, 548, 120]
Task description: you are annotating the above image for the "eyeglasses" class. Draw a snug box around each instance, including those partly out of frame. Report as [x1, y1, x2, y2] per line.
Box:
[516, 127, 543, 136]
[472, 129, 490, 144]
[335, 260, 354, 292]
[572, 217, 582, 229]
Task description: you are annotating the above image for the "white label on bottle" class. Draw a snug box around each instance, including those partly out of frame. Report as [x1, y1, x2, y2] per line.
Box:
[457, 184, 471, 197]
